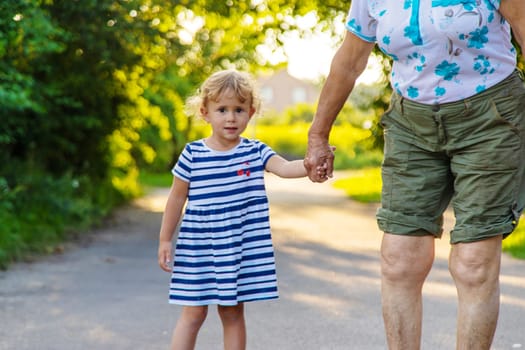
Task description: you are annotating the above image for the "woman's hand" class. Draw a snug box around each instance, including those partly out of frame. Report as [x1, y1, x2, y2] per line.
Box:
[304, 137, 335, 182]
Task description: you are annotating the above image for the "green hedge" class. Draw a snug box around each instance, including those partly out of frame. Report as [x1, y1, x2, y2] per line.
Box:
[0, 171, 122, 269]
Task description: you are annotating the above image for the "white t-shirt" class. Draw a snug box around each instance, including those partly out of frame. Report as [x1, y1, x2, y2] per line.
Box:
[347, 0, 517, 103]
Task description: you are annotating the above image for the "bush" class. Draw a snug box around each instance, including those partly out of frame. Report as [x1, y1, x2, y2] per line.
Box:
[0, 169, 121, 270]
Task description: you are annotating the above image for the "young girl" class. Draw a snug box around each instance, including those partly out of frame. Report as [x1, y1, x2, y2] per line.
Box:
[157, 69, 326, 350]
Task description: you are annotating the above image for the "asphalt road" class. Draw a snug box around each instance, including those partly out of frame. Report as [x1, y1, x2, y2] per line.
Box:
[1, 173, 524, 350]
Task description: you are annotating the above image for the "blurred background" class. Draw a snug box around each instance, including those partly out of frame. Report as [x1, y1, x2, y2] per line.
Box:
[1, 0, 523, 270]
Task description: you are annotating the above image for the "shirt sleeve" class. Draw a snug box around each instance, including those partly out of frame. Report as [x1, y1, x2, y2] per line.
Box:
[487, 0, 500, 10]
[256, 141, 276, 167]
[172, 144, 192, 182]
[345, 1, 377, 42]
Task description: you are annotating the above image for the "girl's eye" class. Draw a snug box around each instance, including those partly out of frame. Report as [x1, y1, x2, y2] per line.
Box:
[236, 108, 243, 113]
[218, 107, 226, 113]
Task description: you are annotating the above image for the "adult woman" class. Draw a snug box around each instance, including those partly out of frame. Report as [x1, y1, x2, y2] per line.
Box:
[305, 1, 525, 349]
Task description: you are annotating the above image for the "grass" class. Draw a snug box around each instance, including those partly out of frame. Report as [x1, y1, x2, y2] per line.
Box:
[333, 168, 382, 203]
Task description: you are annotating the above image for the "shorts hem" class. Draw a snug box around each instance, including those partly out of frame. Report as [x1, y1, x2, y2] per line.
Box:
[451, 223, 515, 244]
[376, 208, 443, 237]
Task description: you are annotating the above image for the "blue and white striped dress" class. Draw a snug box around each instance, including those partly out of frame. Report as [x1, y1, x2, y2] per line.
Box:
[169, 138, 279, 306]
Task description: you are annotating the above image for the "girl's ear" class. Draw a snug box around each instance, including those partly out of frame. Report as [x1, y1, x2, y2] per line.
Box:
[249, 106, 256, 118]
[200, 106, 209, 121]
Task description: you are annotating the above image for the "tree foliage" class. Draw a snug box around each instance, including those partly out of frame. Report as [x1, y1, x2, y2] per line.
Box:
[3, 0, 523, 200]
[0, 0, 356, 267]
[0, 0, 353, 186]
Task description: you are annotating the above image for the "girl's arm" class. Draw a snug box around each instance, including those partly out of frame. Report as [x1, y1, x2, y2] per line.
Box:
[265, 154, 307, 178]
[158, 176, 189, 272]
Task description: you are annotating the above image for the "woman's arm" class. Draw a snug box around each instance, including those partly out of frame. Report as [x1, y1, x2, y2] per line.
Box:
[157, 176, 189, 272]
[305, 31, 375, 182]
[499, 0, 525, 50]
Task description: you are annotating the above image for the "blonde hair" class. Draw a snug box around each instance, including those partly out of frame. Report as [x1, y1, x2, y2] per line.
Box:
[185, 69, 262, 117]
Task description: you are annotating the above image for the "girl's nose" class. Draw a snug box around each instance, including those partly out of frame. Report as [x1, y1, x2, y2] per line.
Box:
[226, 111, 236, 120]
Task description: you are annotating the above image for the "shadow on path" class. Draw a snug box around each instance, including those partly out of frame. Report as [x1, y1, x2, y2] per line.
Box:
[0, 173, 524, 349]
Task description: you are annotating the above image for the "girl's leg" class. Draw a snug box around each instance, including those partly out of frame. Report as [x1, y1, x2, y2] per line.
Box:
[217, 303, 246, 350]
[170, 305, 208, 350]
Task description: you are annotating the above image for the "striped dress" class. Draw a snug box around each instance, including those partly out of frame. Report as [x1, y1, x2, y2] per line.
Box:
[169, 138, 279, 306]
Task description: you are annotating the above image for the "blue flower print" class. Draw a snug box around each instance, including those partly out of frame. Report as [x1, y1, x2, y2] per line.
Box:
[476, 85, 486, 93]
[468, 26, 489, 49]
[435, 60, 460, 80]
[383, 36, 391, 45]
[408, 52, 427, 72]
[435, 86, 446, 96]
[407, 86, 419, 98]
[404, 0, 412, 10]
[473, 55, 494, 75]
[459, 26, 489, 49]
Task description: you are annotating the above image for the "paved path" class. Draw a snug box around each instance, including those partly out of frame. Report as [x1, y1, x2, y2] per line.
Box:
[1, 173, 524, 350]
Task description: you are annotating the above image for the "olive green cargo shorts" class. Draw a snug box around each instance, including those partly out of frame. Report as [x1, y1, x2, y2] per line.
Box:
[377, 70, 525, 243]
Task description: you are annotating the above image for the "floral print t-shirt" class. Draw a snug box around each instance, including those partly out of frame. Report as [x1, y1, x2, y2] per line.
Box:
[347, 0, 517, 103]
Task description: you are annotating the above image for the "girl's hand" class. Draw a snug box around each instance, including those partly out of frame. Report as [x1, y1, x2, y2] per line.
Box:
[158, 241, 173, 272]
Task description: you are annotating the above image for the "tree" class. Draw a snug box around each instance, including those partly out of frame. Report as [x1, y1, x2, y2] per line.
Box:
[0, 0, 358, 201]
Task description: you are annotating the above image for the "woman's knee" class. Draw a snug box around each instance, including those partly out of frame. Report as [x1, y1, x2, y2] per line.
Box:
[380, 234, 434, 283]
[381, 254, 433, 283]
[449, 238, 502, 287]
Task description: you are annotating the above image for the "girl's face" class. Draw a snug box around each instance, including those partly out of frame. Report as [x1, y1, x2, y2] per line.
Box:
[201, 88, 255, 151]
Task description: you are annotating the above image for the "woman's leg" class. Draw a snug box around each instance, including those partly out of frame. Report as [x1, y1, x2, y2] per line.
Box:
[381, 233, 435, 350]
[218, 303, 246, 350]
[171, 305, 208, 350]
[449, 235, 502, 350]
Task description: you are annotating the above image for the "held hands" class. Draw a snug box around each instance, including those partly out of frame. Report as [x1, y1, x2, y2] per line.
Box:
[304, 138, 335, 183]
[158, 241, 173, 272]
